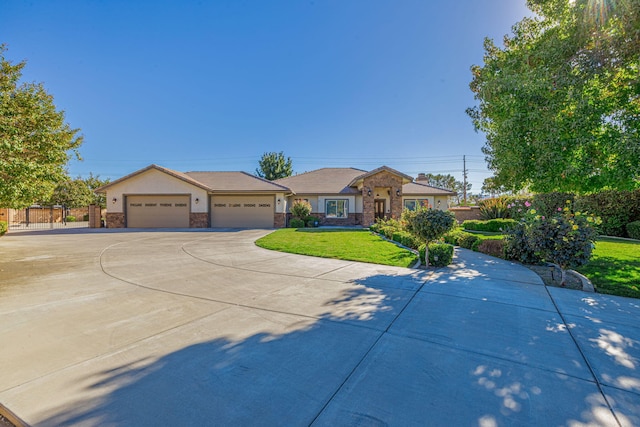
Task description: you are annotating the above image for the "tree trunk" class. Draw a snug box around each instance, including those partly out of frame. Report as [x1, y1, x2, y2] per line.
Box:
[424, 241, 429, 267]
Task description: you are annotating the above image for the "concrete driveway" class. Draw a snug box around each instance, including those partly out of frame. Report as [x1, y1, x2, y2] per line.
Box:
[1, 229, 639, 426]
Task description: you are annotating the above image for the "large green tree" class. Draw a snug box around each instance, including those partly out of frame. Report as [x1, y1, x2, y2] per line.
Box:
[468, 0, 640, 193]
[44, 174, 110, 208]
[0, 45, 82, 208]
[256, 151, 293, 180]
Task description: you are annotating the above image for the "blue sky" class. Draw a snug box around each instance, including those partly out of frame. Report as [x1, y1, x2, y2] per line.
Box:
[1, 0, 531, 191]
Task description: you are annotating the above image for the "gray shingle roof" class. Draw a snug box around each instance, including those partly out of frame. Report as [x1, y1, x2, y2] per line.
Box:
[185, 171, 290, 193]
[402, 181, 457, 196]
[274, 168, 367, 194]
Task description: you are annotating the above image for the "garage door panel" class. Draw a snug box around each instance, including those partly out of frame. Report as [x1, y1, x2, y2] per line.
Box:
[211, 195, 274, 228]
[127, 195, 190, 228]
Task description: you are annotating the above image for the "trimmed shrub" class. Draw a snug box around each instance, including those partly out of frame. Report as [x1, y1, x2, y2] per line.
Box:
[82, 213, 90, 221]
[0, 221, 7, 236]
[442, 228, 468, 245]
[476, 239, 506, 258]
[289, 218, 305, 228]
[574, 190, 637, 237]
[66, 215, 76, 222]
[458, 233, 480, 249]
[391, 231, 421, 250]
[463, 219, 517, 233]
[429, 243, 453, 267]
[627, 221, 640, 240]
[305, 216, 320, 227]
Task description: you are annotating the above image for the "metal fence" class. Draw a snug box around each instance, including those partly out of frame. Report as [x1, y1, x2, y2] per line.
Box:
[6, 206, 90, 230]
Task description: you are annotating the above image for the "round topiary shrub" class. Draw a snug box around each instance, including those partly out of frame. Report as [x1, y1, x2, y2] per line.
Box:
[289, 218, 305, 228]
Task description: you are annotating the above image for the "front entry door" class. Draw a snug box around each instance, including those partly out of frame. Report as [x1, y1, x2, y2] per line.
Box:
[374, 199, 386, 220]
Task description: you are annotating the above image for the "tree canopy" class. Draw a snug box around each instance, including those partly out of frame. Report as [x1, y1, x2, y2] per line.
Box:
[44, 174, 110, 208]
[0, 45, 83, 208]
[256, 151, 293, 181]
[468, 0, 640, 193]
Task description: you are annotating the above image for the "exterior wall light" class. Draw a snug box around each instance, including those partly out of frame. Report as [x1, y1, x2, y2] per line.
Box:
[396, 189, 400, 196]
[112, 197, 117, 204]
[195, 198, 200, 204]
[367, 189, 372, 197]
[277, 198, 281, 205]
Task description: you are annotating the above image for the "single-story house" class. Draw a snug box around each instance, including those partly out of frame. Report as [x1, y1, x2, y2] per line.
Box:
[97, 164, 456, 229]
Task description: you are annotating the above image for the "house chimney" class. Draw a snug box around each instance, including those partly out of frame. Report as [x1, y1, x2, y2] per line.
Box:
[416, 173, 427, 182]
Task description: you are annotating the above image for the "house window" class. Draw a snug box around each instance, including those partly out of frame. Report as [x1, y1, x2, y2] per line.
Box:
[403, 199, 430, 210]
[326, 199, 348, 218]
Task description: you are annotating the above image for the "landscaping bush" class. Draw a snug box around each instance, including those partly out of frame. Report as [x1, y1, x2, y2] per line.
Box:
[0, 221, 7, 236]
[305, 216, 320, 227]
[290, 200, 312, 221]
[419, 243, 453, 267]
[373, 217, 404, 240]
[475, 239, 506, 258]
[457, 233, 480, 249]
[402, 207, 456, 267]
[479, 197, 510, 219]
[574, 190, 639, 237]
[627, 221, 640, 240]
[66, 215, 76, 222]
[532, 192, 574, 219]
[391, 231, 421, 249]
[442, 228, 469, 245]
[462, 219, 517, 232]
[289, 218, 305, 228]
[504, 222, 541, 264]
[83, 213, 90, 221]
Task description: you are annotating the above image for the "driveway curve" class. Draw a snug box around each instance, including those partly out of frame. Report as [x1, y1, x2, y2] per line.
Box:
[1, 229, 638, 426]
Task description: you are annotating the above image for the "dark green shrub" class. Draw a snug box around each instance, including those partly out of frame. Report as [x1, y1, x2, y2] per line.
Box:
[458, 233, 480, 249]
[289, 218, 305, 228]
[0, 221, 7, 236]
[504, 222, 541, 264]
[574, 190, 635, 237]
[627, 221, 640, 240]
[402, 207, 456, 267]
[66, 215, 76, 222]
[476, 239, 506, 258]
[479, 197, 510, 219]
[305, 216, 320, 227]
[419, 242, 453, 267]
[443, 228, 467, 245]
[463, 219, 517, 232]
[82, 213, 90, 221]
[390, 231, 420, 249]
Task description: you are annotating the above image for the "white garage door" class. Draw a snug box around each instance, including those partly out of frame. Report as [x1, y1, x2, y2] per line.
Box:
[211, 195, 274, 228]
[126, 195, 190, 228]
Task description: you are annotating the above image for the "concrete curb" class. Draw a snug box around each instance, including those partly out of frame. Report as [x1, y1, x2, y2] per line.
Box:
[0, 403, 28, 427]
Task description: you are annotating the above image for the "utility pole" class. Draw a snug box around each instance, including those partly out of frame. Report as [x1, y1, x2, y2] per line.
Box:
[463, 155, 468, 205]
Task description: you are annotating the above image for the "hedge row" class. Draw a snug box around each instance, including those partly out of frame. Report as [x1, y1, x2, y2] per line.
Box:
[418, 243, 454, 267]
[462, 219, 517, 233]
[484, 189, 640, 238]
[0, 221, 7, 236]
[443, 228, 506, 258]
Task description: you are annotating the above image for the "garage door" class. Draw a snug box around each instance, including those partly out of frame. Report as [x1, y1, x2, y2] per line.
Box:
[211, 195, 274, 228]
[126, 195, 190, 228]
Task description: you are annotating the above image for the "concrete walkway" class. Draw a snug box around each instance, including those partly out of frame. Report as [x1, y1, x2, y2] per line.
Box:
[0, 229, 638, 426]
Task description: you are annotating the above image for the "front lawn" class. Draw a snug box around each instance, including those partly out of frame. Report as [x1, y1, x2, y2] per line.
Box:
[255, 228, 418, 268]
[576, 237, 640, 299]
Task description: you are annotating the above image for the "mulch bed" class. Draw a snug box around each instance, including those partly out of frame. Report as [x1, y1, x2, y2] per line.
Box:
[525, 263, 585, 290]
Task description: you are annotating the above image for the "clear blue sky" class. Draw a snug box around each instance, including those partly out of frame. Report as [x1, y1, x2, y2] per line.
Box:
[1, 0, 531, 191]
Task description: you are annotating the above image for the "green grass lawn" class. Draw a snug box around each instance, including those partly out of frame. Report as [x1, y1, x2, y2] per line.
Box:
[255, 228, 418, 268]
[577, 237, 640, 299]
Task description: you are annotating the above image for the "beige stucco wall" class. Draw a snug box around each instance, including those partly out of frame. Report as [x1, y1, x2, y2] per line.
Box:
[105, 169, 208, 213]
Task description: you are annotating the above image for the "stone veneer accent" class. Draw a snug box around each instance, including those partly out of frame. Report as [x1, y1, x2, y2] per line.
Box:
[106, 212, 125, 228]
[362, 171, 404, 227]
[190, 212, 209, 228]
[274, 213, 286, 228]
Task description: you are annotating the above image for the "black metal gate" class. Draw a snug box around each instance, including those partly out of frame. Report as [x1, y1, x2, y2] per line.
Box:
[7, 205, 90, 230]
